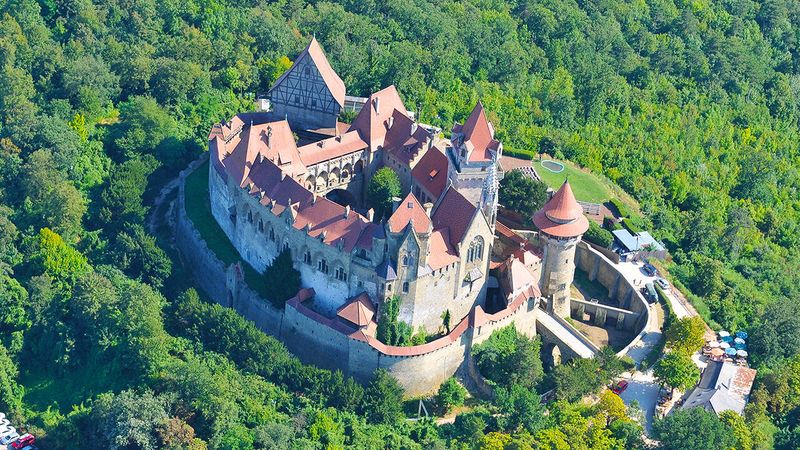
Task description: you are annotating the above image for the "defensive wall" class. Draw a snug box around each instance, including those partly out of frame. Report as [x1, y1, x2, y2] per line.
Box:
[174, 160, 540, 396]
[573, 241, 651, 356]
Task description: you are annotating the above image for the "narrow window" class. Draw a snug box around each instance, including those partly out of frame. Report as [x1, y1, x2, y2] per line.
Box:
[402, 282, 409, 293]
[304, 251, 312, 264]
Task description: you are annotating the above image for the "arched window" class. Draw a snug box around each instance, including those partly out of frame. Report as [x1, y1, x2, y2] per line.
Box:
[402, 254, 408, 266]
[247, 211, 253, 224]
[269, 229, 275, 242]
[258, 219, 263, 232]
[304, 251, 312, 264]
[318, 259, 328, 274]
[402, 282, 409, 293]
[468, 236, 485, 263]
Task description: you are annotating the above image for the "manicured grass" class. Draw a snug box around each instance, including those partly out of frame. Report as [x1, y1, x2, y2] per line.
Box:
[535, 158, 612, 203]
[184, 161, 272, 300]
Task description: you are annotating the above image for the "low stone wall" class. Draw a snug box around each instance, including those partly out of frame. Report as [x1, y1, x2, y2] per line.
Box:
[173, 159, 542, 397]
[571, 299, 642, 332]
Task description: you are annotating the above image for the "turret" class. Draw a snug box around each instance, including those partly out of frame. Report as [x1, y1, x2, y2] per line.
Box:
[533, 180, 589, 318]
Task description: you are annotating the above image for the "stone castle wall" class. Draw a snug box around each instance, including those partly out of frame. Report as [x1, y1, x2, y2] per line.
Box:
[174, 161, 540, 397]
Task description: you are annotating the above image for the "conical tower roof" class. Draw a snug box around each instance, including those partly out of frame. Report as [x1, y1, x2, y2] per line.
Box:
[532, 180, 589, 238]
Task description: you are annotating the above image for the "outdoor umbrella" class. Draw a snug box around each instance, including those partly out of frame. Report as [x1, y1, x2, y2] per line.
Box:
[720, 342, 730, 349]
[710, 348, 725, 357]
[736, 331, 748, 339]
[719, 331, 731, 338]
[708, 341, 721, 348]
[725, 348, 737, 356]
[737, 350, 749, 358]
[735, 343, 747, 350]
[734, 337, 746, 345]
[722, 336, 734, 343]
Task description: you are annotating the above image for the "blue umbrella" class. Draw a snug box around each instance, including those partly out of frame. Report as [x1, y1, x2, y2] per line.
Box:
[735, 343, 747, 350]
[736, 331, 748, 339]
[722, 336, 734, 343]
[725, 348, 737, 356]
[734, 337, 746, 345]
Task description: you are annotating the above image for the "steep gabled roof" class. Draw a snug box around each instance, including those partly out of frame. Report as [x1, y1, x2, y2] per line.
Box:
[387, 192, 431, 235]
[432, 186, 477, 250]
[532, 180, 589, 238]
[452, 102, 500, 162]
[270, 37, 345, 107]
[411, 145, 448, 200]
[348, 85, 409, 148]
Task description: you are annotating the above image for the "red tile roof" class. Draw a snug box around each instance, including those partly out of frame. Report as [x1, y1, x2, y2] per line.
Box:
[411, 145, 448, 200]
[387, 192, 431, 235]
[532, 180, 589, 238]
[427, 228, 459, 271]
[452, 102, 500, 163]
[383, 111, 431, 166]
[348, 85, 409, 148]
[271, 38, 345, 107]
[336, 292, 376, 327]
[432, 187, 477, 250]
[216, 126, 378, 253]
[297, 130, 367, 166]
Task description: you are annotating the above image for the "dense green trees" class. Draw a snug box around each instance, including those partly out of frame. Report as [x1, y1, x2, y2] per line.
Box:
[472, 325, 544, 390]
[653, 408, 736, 450]
[653, 352, 700, 394]
[0, 0, 799, 444]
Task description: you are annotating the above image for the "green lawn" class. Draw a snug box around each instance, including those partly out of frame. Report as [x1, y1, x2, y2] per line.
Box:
[184, 161, 272, 300]
[535, 159, 612, 203]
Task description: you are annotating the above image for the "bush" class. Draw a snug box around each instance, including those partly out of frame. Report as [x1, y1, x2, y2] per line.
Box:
[436, 377, 466, 414]
[502, 147, 536, 160]
[584, 220, 614, 248]
[366, 167, 401, 220]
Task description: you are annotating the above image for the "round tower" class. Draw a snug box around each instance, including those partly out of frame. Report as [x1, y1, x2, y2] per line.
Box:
[532, 180, 589, 318]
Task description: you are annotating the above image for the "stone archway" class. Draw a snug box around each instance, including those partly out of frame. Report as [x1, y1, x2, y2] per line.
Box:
[543, 342, 562, 369]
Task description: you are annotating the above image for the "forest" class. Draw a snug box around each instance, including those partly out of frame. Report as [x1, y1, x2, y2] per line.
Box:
[1, 0, 800, 447]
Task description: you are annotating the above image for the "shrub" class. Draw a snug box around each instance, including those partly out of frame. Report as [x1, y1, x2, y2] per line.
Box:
[261, 248, 301, 308]
[436, 377, 466, 414]
[584, 220, 614, 248]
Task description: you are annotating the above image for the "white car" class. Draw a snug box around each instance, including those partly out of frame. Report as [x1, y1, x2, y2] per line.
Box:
[0, 412, 5, 420]
[0, 426, 15, 438]
[0, 431, 19, 445]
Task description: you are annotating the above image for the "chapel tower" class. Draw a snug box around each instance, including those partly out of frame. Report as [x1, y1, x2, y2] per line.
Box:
[533, 180, 589, 318]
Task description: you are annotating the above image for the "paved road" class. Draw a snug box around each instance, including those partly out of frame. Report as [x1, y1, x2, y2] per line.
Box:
[619, 369, 660, 434]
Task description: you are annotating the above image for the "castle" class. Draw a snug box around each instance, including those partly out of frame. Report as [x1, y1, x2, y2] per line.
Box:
[200, 39, 623, 393]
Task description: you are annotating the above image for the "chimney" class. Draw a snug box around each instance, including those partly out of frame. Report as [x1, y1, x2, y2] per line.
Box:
[344, 205, 351, 218]
[266, 126, 273, 148]
[367, 208, 375, 222]
[335, 134, 342, 142]
[424, 202, 434, 218]
[391, 197, 401, 213]
[387, 116, 394, 129]
[374, 96, 380, 113]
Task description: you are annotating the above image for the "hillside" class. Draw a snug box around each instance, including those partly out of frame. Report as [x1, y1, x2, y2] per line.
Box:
[1, 0, 800, 447]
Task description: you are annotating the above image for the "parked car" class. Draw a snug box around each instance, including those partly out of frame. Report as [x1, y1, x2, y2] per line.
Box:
[641, 263, 657, 277]
[0, 426, 16, 437]
[642, 282, 658, 304]
[655, 278, 669, 289]
[0, 419, 9, 427]
[1, 431, 19, 445]
[610, 380, 629, 395]
[0, 412, 5, 420]
[11, 433, 34, 449]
